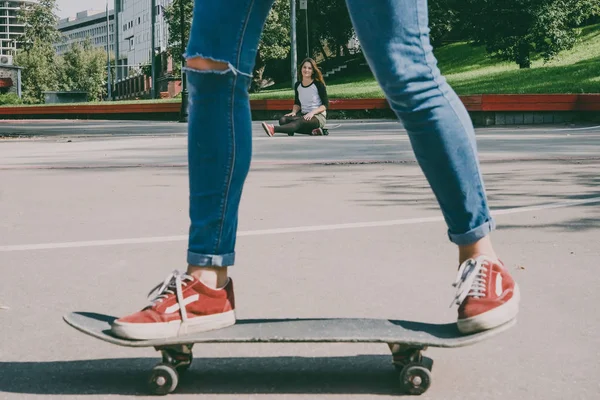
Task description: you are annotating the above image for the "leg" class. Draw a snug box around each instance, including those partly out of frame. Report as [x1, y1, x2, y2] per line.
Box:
[185, 0, 275, 280]
[345, 0, 518, 332]
[296, 116, 322, 134]
[345, 0, 493, 253]
[111, 0, 275, 340]
[261, 115, 301, 137]
[274, 116, 320, 135]
[279, 115, 299, 125]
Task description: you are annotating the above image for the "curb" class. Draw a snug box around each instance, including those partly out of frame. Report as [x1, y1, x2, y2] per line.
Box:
[1, 95, 599, 125]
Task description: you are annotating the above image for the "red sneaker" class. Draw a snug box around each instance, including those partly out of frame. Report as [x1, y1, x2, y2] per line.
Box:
[311, 128, 324, 136]
[451, 256, 519, 334]
[261, 122, 275, 137]
[111, 271, 235, 340]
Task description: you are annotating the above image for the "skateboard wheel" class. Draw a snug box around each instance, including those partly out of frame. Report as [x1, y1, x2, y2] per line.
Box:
[399, 363, 431, 395]
[148, 363, 179, 395]
[288, 133, 294, 136]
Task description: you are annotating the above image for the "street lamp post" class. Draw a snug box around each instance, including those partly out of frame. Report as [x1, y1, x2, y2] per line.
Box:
[151, 0, 157, 99]
[290, 0, 297, 88]
[106, 2, 112, 100]
[179, 0, 188, 122]
[300, 0, 308, 58]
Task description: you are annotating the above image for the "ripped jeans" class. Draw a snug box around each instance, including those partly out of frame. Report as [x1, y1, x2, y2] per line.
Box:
[184, 0, 495, 267]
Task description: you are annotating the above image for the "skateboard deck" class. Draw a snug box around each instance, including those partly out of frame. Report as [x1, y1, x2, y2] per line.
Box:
[64, 312, 513, 348]
[64, 312, 515, 395]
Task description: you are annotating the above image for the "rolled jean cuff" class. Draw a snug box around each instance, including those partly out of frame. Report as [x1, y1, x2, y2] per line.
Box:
[448, 217, 496, 245]
[187, 251, 235, 267]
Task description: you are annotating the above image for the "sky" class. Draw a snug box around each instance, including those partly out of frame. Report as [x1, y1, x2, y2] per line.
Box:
[56, 0, 111, 18]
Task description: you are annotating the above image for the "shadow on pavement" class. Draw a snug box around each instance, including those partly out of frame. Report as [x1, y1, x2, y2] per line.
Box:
[353, 161, 600, 233]
[0, 355, 405, 396]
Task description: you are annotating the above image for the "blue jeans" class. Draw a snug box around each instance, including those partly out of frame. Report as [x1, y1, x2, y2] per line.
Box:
[184, 0, 495, 267]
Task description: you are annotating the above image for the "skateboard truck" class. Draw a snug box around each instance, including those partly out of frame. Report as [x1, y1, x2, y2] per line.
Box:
[147, 342, 434, 396]
[148, 344, 194, 395]
[388, 343, 434, 395]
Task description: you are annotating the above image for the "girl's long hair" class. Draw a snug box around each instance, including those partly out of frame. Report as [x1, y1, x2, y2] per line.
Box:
[297, 58, 325, 85]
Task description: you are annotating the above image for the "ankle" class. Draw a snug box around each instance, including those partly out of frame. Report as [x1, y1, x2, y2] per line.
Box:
[458, 236, 498, 264]
[187, 265, 229, 289]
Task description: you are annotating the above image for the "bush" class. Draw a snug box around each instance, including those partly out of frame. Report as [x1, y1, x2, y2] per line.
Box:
[0, 93, 22, 105]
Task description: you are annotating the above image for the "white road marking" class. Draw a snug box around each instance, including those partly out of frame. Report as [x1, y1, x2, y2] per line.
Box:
[1, 196, 599, 252]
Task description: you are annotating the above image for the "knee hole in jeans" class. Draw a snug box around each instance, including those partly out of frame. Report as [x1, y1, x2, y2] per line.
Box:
[186, 56, 229, 72]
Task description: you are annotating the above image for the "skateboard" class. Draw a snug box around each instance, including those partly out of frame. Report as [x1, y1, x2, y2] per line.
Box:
[64, 312, 515, 396]
[319, 123, 341, 136]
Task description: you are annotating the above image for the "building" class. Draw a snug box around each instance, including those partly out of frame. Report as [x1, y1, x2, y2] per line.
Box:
[0, 0, 35, 56]
[114, 0, 170, 81]
[56, 9, 115, 55]
[56, 2, 171, 75]
[59, 1, 176, 100]
[112, 0, 176, 99]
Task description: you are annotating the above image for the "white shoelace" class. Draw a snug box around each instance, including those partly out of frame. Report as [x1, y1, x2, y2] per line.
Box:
[147, 270, 194, 322]
[450, 256, 489, 307]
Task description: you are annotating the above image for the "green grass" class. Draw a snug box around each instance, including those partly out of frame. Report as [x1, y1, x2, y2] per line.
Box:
[252, 23, 600, 99]
[440, 24, 600, 94]
[250, 71, 384, 100]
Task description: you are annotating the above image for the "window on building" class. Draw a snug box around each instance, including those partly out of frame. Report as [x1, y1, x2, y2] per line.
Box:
[129, 37, 134, 50]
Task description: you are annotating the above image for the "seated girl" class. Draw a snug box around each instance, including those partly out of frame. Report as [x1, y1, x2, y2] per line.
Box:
[262, 58, 329, 137]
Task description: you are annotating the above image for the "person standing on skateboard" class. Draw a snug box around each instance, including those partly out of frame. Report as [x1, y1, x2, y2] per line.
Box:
[112, 0, 520, 340]
[261, 58, 330, 137]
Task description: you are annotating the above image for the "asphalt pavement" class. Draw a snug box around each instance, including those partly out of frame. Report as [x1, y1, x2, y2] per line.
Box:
[1, 119, 599, 399]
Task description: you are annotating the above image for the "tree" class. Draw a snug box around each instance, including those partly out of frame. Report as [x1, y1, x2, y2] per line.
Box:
[15, 0, 61, 103]
[14, 42, 58, 103]
[252, 0, 290, 91]
[163, 0, 193, 77]
[164, 0, 290, 92]
[458, 0, 600, 68]
[17, 0, 61, 50]
[59, 39, 107, 101]
[308, 0, 353, 58]
[428, 0, 461, 46]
